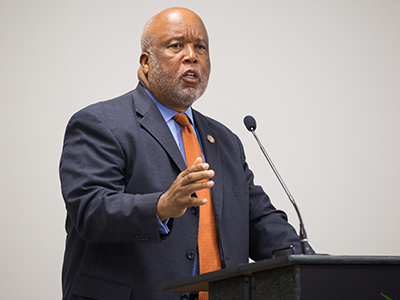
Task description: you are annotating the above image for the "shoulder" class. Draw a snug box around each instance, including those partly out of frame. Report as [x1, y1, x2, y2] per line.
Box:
[193, 109, 239, 138]
[63, 87, 146, 144]
[193, 109, 244, 150]
[68, 84, 151, 126]
[74, 90, 134, 121]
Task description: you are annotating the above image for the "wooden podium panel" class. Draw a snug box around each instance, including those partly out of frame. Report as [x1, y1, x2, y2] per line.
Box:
[163, 255, 400, 300]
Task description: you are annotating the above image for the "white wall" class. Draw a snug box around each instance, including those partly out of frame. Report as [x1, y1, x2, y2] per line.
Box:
[1, 0, 399, 299]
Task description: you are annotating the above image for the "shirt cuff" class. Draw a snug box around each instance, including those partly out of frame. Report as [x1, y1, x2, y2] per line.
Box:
[157, 214, 170, 235]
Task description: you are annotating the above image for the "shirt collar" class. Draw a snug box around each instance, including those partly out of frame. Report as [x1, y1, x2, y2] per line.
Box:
[143, 87, 194, 125]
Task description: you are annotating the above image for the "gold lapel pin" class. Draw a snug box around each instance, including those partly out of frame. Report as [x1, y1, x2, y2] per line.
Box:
[207, 135, 215, 143]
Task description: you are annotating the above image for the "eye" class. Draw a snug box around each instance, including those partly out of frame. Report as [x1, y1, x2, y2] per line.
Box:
[169, 43, 182, 50]
[196, 44, 207, 51]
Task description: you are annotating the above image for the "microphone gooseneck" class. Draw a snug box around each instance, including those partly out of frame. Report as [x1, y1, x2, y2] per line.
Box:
[243, 115, 311, 255]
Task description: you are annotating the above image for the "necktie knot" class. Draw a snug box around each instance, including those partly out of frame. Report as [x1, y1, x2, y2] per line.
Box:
[173, 113, 191, 128]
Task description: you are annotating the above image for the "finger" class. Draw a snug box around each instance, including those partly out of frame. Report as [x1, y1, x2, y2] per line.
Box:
[180, 180, 214, 201]
[167, 174, 214, 201]
[188, 161, 210, 173]
[190, 179, 214, 190]
[193, 157, 203, 165]
[178, 165, 213, 184]
[189, 196, 208, 206]
[182, 169, 214, 183]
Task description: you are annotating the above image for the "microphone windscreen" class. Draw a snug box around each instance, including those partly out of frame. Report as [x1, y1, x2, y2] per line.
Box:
[244, 115, 257, 131]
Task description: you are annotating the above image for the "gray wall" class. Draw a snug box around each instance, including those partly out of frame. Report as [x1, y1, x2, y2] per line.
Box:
[1, 0, 399, 299]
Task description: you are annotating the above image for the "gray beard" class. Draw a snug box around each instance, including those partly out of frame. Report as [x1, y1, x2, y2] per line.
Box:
[148, 56, 209, 108]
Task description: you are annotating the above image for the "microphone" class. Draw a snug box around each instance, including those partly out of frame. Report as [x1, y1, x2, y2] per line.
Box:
[243, 115, 311, 255]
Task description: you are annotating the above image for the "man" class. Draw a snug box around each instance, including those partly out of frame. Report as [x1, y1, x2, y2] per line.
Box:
[60, 7, 306, 300]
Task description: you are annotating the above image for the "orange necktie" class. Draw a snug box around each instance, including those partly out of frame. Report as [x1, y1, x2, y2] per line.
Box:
[173, 113, 221, 300]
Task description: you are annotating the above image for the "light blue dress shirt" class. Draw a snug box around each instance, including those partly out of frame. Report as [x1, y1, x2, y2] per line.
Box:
[144, 90, 205, 163]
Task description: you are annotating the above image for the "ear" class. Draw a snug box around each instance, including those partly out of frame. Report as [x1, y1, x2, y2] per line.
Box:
[139, 52, 150, 76]
[138, 52, 150, 88]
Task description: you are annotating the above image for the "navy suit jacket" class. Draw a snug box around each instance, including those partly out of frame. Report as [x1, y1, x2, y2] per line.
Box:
[59, 84, 302, 300]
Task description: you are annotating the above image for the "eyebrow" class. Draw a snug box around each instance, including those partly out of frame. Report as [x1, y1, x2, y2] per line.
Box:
[165, 35, 208, 45]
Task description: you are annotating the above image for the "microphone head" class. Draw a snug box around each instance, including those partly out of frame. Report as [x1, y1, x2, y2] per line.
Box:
[244, 115, 257, 131]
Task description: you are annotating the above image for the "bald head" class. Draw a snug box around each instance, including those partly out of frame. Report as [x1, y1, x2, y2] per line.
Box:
[138, 8, 211, 112]
[141, 8, 208, 53]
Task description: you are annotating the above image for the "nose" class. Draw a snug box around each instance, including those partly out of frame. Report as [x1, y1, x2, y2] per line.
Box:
[183, 44, 197, 63]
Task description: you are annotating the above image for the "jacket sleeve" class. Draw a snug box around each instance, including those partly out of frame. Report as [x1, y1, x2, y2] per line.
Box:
[59, 109, 166, 244]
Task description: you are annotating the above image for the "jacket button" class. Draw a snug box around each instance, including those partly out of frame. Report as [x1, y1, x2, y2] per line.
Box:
[131, 236, 136, 242]
[190, 206, 198, 215]
[187, 250, 195, 260]
[180, 293, 189, 300]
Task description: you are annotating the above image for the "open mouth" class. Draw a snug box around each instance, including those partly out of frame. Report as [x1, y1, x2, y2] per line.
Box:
[184, 72, 196, 79]
[182, 69, 199, 81]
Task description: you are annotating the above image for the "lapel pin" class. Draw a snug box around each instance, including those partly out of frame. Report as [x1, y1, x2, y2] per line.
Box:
[207, 135, 215, 144]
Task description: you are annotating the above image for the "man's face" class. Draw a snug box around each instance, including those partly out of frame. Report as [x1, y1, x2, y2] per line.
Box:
[146, 11, 211, 111]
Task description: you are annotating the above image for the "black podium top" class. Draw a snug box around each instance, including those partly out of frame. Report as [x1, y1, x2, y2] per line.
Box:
[163, 255, 400, 292]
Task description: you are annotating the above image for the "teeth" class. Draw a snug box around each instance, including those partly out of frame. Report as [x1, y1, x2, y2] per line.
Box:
[185, 72, 195, 78]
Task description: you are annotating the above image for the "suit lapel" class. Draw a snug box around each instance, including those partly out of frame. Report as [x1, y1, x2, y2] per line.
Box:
[132, 85, 223, 221]
[132, 85, 187, 172]
[193, 110, 223, 225]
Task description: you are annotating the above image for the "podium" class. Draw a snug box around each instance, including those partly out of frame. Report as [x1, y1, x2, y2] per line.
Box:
[163, 255, 400, 299]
